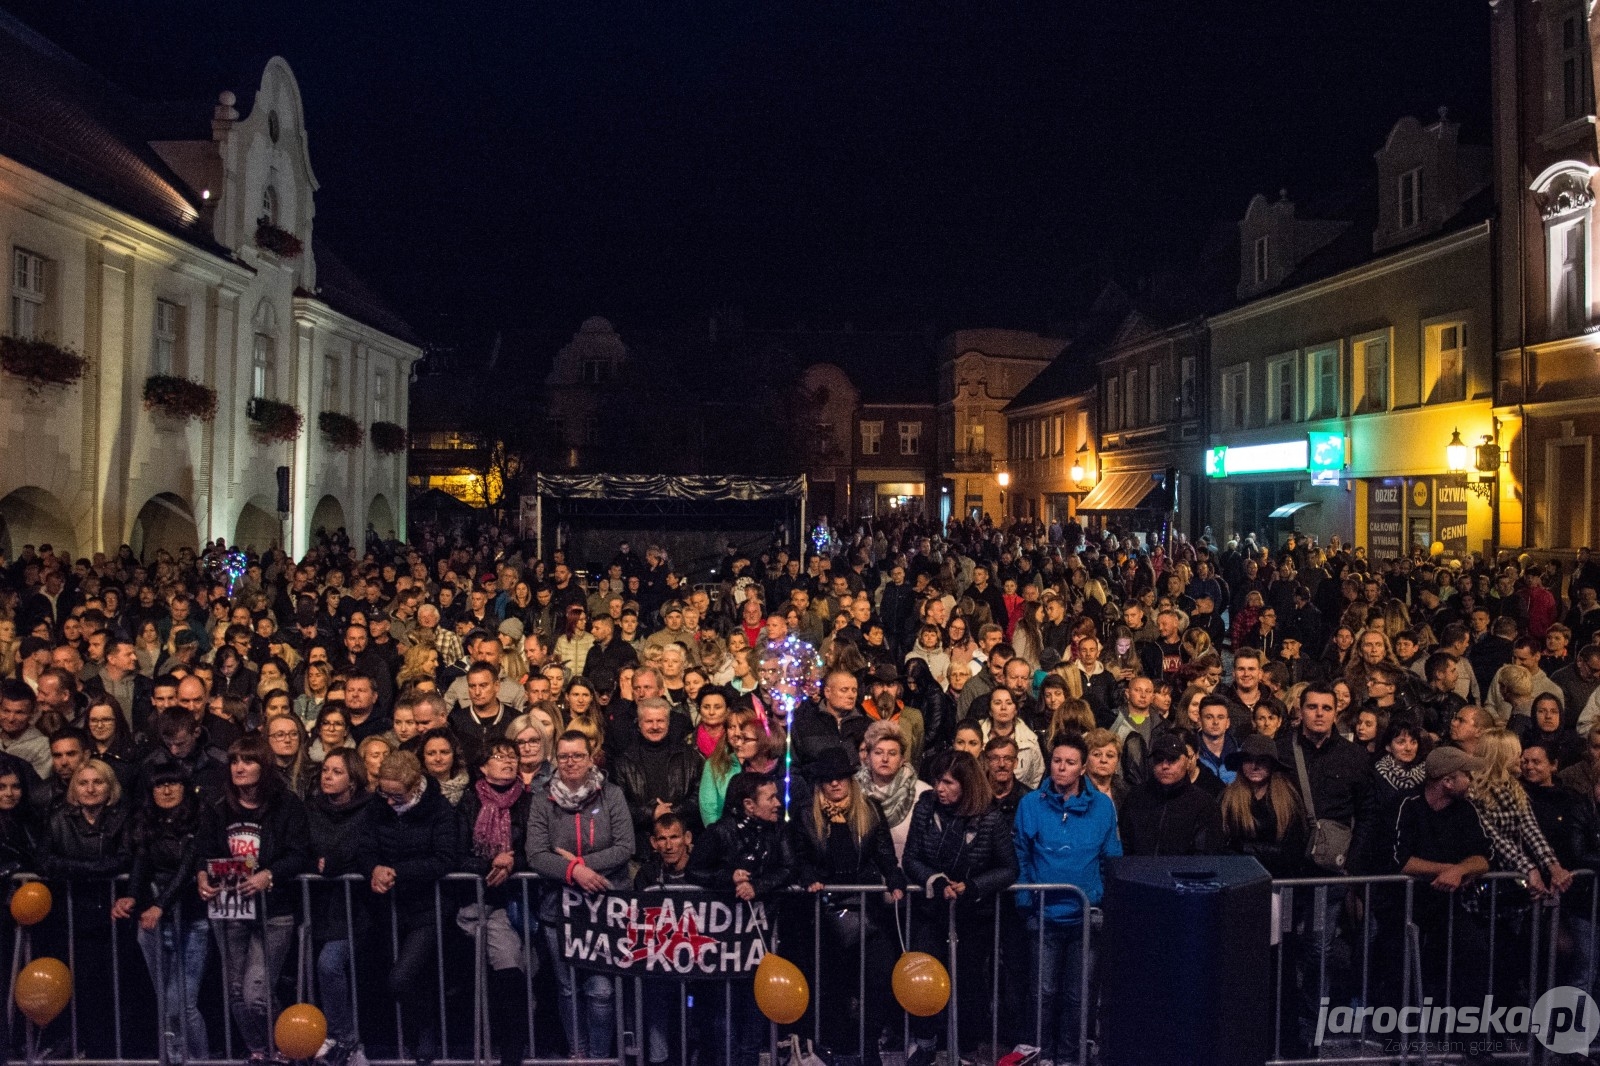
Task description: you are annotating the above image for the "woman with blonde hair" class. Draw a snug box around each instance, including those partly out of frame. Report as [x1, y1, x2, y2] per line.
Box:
[396, 644, 440, 689]
[1218, 734, 1306, 877]
[1470, 728, 1572, 897]
[1046, 697, 1098, 744]
[505, 712, 554, 792]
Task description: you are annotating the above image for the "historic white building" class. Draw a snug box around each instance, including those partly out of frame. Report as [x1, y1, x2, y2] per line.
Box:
[0, 14, 420, 561]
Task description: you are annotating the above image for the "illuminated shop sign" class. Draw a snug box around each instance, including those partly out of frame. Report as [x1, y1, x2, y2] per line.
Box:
[1206, 433, 1347, 481]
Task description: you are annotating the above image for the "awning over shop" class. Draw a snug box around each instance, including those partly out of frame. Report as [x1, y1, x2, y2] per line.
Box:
[1076, 470, 1170, 513]
[1267, 500, 1319, 519]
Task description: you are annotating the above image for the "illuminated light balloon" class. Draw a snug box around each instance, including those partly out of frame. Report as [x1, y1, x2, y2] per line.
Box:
[13, 957, 70, 1026]
[10, 882, 51, 926]
[274, 1003, 328, 1061]
[1429, 541, 1445, 558]
[753, 953, 809, 1025]
[892, 951, 951, 1017]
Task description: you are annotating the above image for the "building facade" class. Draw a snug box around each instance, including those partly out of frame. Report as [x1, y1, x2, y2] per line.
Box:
[1490, 0, 1600, 553]
[1002, 372, 1097, 526]
[1206, 115, 1495, 555]
[0, 18, 419, 559]
[853, 399, 936, 517]
[937, 328, 1064, 521]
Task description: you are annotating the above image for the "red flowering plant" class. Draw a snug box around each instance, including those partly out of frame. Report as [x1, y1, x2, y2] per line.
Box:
[0, 335, 87, 393]
[246, 397, 303, 442]
[143, 375, 217, 421]
[370, 420, 407, 454]
[319, 411, 364, 451]
[254, 217, 303, 259]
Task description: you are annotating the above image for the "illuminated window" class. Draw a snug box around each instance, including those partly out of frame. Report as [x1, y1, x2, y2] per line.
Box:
[1552, 215, 1589, 334]
[861, 421, 883, 456]
[251, 334, 275, 399]
[1426, 321, 1467, 404]
[1355, 334, 1390, 413]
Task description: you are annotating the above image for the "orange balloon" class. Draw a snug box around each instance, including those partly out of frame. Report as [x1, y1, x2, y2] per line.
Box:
[274, 1003, 328, 1061]
[13, 957, 70, 1026]
[753, 953, 809, 1025]
[892, 951, 951, 1017]
[9, 883, 51, 927]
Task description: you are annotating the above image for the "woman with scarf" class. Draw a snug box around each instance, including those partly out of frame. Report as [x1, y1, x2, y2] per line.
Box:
[901, 749, 1018, 1066]
[456, 740, 532, 1066]
[525, 730, 634, 1060]
[419, 727, 470, 806]
[687, 771, 797, 1066]
[699, 705, 782, 826]
[857, 719, 930, 861]
[305, 749, 373, 1066]
[1351, 718, 1432, 874]
[356, 751, 461, 1065]
[795, 749, 907, 1062]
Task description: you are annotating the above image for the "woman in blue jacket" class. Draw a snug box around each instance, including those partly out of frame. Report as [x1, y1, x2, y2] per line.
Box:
[1013, 732, 1122, 1066]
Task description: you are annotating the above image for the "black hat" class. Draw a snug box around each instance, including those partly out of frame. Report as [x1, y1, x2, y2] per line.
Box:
[1224, 733, 1288, 774]
[804, 747, 855, 784]
[1149, 732, 1188, 763]
[872, 662, 900, 686]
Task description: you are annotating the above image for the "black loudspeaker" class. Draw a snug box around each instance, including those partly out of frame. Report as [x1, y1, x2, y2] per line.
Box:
[1102, 856, 1272, 1066]
[276, 466, 291, 516]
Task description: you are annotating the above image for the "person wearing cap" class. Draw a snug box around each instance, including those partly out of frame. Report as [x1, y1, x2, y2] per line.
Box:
[1012, 731, 1120, 1065]
[1117, 728, 1222, 856]
[1218, 733, 1307, 878]
[1389, 746, 1493, 1005]
[792, 746, 906, 1057]
[863, 662, 925, 767]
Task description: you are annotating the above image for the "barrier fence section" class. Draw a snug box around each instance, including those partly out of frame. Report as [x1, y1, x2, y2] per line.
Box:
[1, 870, 1594, 1066]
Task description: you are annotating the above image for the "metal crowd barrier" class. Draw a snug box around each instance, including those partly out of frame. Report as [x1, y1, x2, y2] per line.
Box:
[2, 869, 1595, 1066]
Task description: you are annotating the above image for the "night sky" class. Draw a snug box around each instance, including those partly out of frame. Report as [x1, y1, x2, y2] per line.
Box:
[8, 1, 1490, 348]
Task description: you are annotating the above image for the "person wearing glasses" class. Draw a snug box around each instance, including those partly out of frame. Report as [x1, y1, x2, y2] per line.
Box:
[357, 750, 461, 1066]
[197, 736, 312, 1066]
[525, 731, 633, 1060]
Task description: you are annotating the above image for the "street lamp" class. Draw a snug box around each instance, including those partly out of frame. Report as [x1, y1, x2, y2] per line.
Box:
[1070, 444, 1092, 487]
[996, 471, 1011, 488]
[1445, 429, 1469, 474]
[996, 470, 1010, 522]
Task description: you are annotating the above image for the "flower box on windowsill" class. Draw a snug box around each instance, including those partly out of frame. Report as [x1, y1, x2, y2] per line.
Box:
[370, 420, 407, 454]
[254, 220, 303, 259]
[143, 374, 217, 422]
[247, 397, 303, 442]
[319, 410, 364, 451]
[0, 335, 87, 392]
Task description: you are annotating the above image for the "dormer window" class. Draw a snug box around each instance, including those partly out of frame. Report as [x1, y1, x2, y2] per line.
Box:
[1399, 168, 1422, 230]
[1253, 236, 1269, 285]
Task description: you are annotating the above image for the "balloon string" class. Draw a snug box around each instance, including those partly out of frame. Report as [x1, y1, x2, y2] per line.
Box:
[893, 894, 907, 954]
[747, 899, 771, 954]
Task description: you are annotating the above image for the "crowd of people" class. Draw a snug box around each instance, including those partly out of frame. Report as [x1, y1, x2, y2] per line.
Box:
[0, 515, 1594, 1066]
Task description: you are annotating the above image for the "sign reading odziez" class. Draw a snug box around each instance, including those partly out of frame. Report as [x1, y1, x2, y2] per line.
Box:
[560, 888, 770, 975]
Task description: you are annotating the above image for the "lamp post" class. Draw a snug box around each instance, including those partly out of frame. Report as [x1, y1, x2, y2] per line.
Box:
[1446, 425, 1501, 559]
[997, 470, 1010, 523]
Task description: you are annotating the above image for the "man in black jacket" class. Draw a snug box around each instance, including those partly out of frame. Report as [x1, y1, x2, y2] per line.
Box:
[1117, 731, 1222, 856]
[610, 699, 704, 858]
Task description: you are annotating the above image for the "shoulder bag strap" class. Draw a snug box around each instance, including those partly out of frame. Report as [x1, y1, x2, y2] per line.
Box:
[1292, 739, 1318, 823]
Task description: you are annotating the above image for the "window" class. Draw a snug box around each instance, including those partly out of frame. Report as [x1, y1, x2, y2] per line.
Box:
[373, 368, 390, 421]
[1125, 368, 1140, 427]
[1265, 354, 1296, 424]
[1221, 366, 1248, 431]
[583, 414, 599, 446]
[1355, 334, 1390, 412]
[251, 334, 275, 399]
[1549, 437, 1593, 548]
[261, 185, 279, 226]
[1178, 355, 1197, 417]
[1253, 237, 1269, 284]
[1552, 215, 1589, 334]
[1398, 168, 1422, 230]
[1305, 345, 1339, 419]
[581, 356, 611, 385]
[322, 351, 341, 412]
[1426, 321, 1467, 404]
[1147, 364, 1164, 424]
[1075, 410, 1089, 450]
[964, 419, 985, 455]
[1052, 414, 1065, 456]
[860, 420, 883, 456]
[1562, 15, 1588, 123]
[11, 249, 45, 340]
[1104, 377, 1121, 432]
[152, 299, 180, 376]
